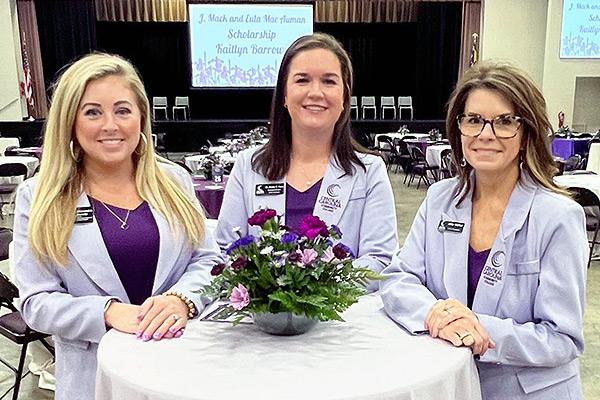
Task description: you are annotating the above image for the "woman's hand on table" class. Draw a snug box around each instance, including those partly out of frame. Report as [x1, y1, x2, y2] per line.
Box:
[104, 302, 142, 334]
[438, 319, 495, 356]
[135, 296, 189, 341]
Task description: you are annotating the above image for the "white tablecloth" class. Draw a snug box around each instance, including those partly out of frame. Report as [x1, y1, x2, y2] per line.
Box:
[426, 144, 451, 168]
[184, 154, 236, 172]
[373, 132, 428, 148]
[586, 143, 600, 174]
[96, 295, 481, 400]
[555, 173, 600, 198]
[0, 138, 20, 155]
[0, 156, 39, 177]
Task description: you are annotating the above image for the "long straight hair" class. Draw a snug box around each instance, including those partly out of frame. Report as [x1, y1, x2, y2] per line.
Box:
[252, 33, 368, 179]
[29, 53, 205, 266]
[446, 60, 569, 204]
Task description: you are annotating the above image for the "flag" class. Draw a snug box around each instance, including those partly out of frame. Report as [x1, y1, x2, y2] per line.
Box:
[469, 33, 479, 67]
[20, 34, 35, 112]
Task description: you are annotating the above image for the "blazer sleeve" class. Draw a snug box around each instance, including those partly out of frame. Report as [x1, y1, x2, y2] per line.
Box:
[354, 156, 398, 274]
[379, 196, 439, 334]
[162, 165, 224, 315]
[477, 202, 587, 367]
[214, 152, 251, 252]
[14, 182, 113, 343]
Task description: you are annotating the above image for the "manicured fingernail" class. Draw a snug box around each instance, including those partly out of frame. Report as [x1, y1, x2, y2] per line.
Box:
[164, 332, 174, 339]
[135, 331, 142, 338]
[168, 326, 178, 334]
[174, 330, 183, 338]
[142, 334, 151, 341]
[153, 332, 162, 340]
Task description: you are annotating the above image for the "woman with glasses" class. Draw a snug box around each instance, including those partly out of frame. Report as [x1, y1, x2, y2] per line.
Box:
[380, 61, 587, 399]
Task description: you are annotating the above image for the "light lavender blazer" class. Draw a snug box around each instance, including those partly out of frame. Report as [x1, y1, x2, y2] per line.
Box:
[380, 173, 587, 399]
[215, 148, 399, 279]
[13, 163, 223, 400]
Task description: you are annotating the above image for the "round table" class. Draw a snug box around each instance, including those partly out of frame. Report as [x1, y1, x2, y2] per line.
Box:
[96, 295, 481, 400]
[193, 176, 228, 219]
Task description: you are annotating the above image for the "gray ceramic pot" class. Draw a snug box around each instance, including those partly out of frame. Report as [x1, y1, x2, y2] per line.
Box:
[252, 312, 318, 336]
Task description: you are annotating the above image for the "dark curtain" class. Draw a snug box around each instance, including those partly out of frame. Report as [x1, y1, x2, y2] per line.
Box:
[35, 0, 97, 89]
[414, 2, 461, 119]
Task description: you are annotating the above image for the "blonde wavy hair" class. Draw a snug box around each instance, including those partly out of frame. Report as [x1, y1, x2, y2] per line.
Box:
[29, 53, 205, 265]
[446, 60, 569, 204]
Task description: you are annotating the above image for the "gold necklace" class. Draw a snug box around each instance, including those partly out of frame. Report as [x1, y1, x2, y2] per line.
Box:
[99, 201, 131, 230]
[294, 159, 326, 187]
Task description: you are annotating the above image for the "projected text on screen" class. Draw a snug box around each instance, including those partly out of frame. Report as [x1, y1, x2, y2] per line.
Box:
[561, 0, 600, 58]
[189, 4, 313, 88]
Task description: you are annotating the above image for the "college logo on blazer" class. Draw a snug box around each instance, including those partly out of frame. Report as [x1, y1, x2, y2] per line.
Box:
[326, 184, 340, 197]
[481, 251, 505, 287]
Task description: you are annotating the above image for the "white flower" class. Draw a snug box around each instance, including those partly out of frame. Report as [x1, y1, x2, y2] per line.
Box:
[260, 245, 274, 255]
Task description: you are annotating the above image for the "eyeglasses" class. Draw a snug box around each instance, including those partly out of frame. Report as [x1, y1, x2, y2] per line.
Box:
[457, 114, 524, 139]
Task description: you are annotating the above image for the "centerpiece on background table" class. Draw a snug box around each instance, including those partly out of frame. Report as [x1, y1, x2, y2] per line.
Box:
[203, 209, 382, 335]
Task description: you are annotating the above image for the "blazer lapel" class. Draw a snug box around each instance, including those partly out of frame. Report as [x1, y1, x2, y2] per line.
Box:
[313, 157, 357, 226]
[67, 193, 129, 301]
[472, 174, 538, 314]
[151, 208, 183, 294]
[441, 192, 472, 304]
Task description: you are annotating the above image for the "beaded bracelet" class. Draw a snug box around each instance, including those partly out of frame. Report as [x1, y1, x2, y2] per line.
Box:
[163, 290, 197, 318]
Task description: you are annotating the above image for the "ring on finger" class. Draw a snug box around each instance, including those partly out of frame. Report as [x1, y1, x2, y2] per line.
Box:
[171, 314, 181, 322]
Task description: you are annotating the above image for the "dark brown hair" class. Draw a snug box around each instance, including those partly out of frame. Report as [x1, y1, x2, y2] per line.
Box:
[252, 32, 368, 179]
[446, 60, 568, 204]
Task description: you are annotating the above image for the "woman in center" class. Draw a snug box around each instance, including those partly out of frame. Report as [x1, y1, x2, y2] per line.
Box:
[216, 33, 397, 279]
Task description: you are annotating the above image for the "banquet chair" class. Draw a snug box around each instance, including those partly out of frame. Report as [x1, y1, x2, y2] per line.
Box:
[0, 163, 28, 220]
[172, 96, 190, 120]
[392, 138, 412, 174]
[398, 96, 414, 120]
[406, 147, 438, 189]
[380, 96, 396, 120]
[350, 96, 359, 120]
[152, 97, 168, 120]
[0, 239, 54, 400]
[361, 96, 377, 120]
[570, 187, 600, 268]
[438, 149, 456, 179]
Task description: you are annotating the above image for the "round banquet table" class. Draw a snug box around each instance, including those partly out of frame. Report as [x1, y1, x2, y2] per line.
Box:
[192, 176, 228, 219]
[96, 295, 481, 400]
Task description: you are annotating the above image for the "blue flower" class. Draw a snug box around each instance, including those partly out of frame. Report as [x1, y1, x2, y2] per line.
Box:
[280, 232, 299, 244]
[226, 235, 256, 254]
[331, 224, 343, 238]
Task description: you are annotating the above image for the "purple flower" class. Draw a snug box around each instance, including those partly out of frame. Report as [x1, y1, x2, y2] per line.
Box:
[280, 232, 299, 244]
[248, 209, 277, 226]
[229, 284, 250, 310]
[299, 249, 318, 266]
[211, 263, 226, 276]
[333, 243, 354, 259]
[298, 215, 329, 240]
[331, 224, 343, 238]
[226, 235, 255, 254]
[287, 252, 302, 263]
[231, 256, 248, 271]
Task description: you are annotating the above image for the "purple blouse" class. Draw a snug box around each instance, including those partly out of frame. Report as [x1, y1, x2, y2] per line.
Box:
[285, 180, 322, 230]
[90, 197, 160, 305]
[467, 245, 490, 308]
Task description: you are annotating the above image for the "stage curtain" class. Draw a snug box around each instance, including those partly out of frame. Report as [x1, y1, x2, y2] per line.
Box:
[95, 0, 187, 22]
[316, 0, 418, 23]
[457, 1, 481, 78]
[16, 0, 48, 119]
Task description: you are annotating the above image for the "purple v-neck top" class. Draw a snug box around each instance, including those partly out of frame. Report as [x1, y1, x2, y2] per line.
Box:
[285, 180, 322, 230]
[467, 245, 490, 308]
[90, 197, 160, 305]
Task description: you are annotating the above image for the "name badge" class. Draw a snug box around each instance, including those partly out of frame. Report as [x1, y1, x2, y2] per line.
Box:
[75, 206, 94, 224]
[437, 220, 465, 233]
[255, 183, 284, 196]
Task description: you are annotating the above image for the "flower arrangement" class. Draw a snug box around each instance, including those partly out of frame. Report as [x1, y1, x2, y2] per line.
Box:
[204, 210, 382, 323]
[197, 154, 222, 179]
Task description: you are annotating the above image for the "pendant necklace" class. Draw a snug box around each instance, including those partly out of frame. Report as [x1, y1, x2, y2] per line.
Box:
[99, 201, 131, 230]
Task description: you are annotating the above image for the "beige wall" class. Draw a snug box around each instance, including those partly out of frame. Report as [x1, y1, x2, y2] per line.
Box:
[0, 0, 25, 121]
[482, 0, 600, 131]
[481, 0, 548, 87]
[573, 77, 600, 132]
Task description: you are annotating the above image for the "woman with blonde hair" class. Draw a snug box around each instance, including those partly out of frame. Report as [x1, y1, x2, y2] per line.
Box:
[14, 53, 222, 399]
[381, 61, 587, 399]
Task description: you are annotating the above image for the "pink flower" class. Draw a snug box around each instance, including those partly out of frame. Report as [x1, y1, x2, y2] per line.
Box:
[298, 215, 329, 240]
[229, 284, 250, 310]
[299, 248, 318, 266]
[320, 247, 336, 263]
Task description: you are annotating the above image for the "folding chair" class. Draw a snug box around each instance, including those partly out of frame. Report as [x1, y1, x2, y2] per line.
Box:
[398, 96, 414, 120]
[0, 269, 54, 400]
[380, 96, 396, 119]
[172, 96, 190, 120]
[570, 187, 600, 268]
[350, 96, 359, 120]
[361, 96, 377, 120]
